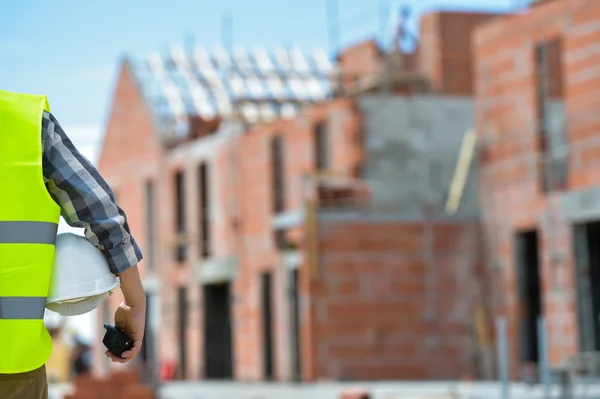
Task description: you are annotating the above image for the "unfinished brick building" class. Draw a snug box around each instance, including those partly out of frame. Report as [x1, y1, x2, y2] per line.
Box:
[474, 0, 600, 379]
[235, 93, 484, 381]
[94, 9, 495, 382]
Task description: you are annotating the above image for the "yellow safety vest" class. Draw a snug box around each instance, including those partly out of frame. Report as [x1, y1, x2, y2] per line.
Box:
[0, 89, 61, 373]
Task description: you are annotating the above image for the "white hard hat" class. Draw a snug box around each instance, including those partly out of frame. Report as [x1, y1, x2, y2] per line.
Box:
[46, 233, 120, 316]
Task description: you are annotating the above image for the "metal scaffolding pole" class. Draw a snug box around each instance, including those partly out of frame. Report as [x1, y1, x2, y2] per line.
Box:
[326, 0, 340, 56]
[421, 107, 437, 350]
[537, 317, 551, 398]
[497, 316, 510, 399]
[379, 0, 391, 94]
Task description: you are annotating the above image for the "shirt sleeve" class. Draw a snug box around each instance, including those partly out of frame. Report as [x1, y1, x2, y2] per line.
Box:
[41, 111, 143, 274]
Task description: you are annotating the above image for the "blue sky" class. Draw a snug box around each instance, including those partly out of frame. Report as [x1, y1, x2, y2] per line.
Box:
[1, 0, 517, 134]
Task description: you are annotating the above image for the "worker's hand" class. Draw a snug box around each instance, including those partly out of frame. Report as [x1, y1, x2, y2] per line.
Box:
[105, 301, 146, 364]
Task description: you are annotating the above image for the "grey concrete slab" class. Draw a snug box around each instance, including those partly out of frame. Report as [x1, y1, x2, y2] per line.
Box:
[563, 187, 600, 223]
[158, 380, 600, 399]
[357, 95, 478, 219]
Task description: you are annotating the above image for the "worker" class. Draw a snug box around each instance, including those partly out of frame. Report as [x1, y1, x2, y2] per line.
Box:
[0, 89, 147, 399]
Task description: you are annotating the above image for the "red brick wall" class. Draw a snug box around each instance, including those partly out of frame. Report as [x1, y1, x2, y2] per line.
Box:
[235, 99, 363, 381]
[566, 2, 600, 188]
[306, 218, 484, 380]
[338, 40, 383, 89]
[66, 370, 155, 399]
[474, 0, 600, 377]
[336, 11, 495, 95]
[419, 12, 496, 95]
[155, 123, 241, 380]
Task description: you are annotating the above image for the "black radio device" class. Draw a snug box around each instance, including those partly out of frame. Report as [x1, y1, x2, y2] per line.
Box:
[102, 324, 134, 359]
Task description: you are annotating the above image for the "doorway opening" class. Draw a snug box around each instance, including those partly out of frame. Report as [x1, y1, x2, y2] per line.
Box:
[177, 287, 188, 379]
[574, 221, 600, 352]
[514, 230, 542, 364]
[203, 282, 234, 379]
[289, 269, 301, 381]
[261, 272, 275, 380]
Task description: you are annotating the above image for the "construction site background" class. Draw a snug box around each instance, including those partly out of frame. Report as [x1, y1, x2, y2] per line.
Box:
[38, 0, 600, 398]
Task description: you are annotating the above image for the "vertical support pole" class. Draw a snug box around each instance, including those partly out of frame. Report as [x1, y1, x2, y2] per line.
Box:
[538, 316, 550, 398]
[379, 0, 390, 47]
[146, 293, 159, 389]
[379, 0, 391, 94]
[326, 0, 340, 94]
[101, 302, 111, 373]
[303, 175, 319, 281]
[422, 121, 436, 351]
[221, 12, 233, 52]
[497, 316, 510, 399]
[326, 0, 339, 57]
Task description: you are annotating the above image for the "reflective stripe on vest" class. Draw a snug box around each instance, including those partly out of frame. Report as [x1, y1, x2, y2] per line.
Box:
[0, 221, 58, 245]
[0, 221, 56, 320]
[0, 89, 61, 374]
[0, 297, 46, 320]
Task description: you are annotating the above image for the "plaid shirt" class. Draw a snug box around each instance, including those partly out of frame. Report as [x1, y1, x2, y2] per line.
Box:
[41, 111, 143, 274]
